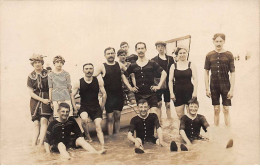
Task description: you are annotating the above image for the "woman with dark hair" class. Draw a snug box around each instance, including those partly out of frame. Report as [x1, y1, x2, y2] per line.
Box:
[27, 54, 53, 147]
[48, 55, 77, 119]
[169, 46, 198, 119]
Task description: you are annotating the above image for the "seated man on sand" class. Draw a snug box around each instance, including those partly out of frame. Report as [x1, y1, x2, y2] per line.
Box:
[127, 99, 166, 154]
[170, 98, 233, 152]
[44, 102, 105, 159]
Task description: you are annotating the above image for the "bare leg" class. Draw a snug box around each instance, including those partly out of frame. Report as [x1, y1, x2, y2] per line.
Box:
[38, 117, 48, 145]
[175, 105, 185, 120]
[214, 105, 220, 126]
[106, 112, 114, 135]
[150, 107, 158, 114]
[223, 106, 230, 127]
[114, 110, 121, 134]
[32, 120, 40, 146]
[157, 101, 163, 123]
[94, 118, 105, 149]
[57, 142, 71, 160]
[75, 137, 98, 153]
[165, 102, 172, 119]
[80, 112, 92, 141]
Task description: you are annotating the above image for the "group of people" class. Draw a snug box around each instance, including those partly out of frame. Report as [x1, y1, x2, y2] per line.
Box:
[27, 33, 235, 159]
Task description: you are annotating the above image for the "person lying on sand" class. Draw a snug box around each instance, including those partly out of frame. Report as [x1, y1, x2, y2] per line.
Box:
[44, 102, 106, 160]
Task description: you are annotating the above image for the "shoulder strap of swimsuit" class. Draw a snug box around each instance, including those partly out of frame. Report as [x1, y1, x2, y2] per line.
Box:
[174, 62, 177, 69]
[188, 62, 191, 68]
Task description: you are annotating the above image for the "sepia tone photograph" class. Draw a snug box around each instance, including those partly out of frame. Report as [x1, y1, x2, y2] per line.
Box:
[0, 0, 259, 165]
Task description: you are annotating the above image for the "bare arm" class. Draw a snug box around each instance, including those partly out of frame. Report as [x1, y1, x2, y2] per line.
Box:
[151, 70, 167, 92]
[122, 74, 138, 92]
[180, 130, 191, 145]
[93, 65, 104, 77]
[49, 88, 53, 102]
[191, 63, 198, 98]
[204, 70, 211, 98]
[28, 87, 50, 104]
[127, 131, 136, 143]
[130, 73, 136, 87]
[168, 65, 176, 101]
[71, 81, 80, 112]
[158, 70, 167, 88]
[227, 72, 235, 99]
[98, 77, 107, 111]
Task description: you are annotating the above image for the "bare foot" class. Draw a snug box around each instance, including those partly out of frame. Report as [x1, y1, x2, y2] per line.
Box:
[60, 154, 71, 160]
[98, 149, 107, 154]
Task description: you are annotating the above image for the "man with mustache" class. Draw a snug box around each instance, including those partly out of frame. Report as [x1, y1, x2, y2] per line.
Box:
[122, 42, 167, 117]
[72, 63, 106, 150]
[204, 33, 235, 127]
[94, 47, 127, 135]
[152, 41, 175, 122]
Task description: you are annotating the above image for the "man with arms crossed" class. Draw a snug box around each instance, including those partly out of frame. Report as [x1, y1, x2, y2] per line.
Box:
[204, 33, 235, 127]
[72, 63, 106, 150]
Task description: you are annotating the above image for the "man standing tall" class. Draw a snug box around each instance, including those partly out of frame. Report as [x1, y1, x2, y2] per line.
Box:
[94, 47, 126, 135]
[122, 42, 167, 116]
[72, 63, 106, 149]
[204, 33, 235, 127]
[152, 41, 175, 121]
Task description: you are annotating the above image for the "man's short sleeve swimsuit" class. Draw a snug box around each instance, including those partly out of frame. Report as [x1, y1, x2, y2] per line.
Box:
[124, 60, 163, 107]
[129, 113, 161, 144]
[44, 117, 83, 152]
[204, 50, 235, 106]
[78, 77, 102, 121]
[180, 114, 209, 142]
[102, 61, 124, 113]
[27, 69, 53, 121]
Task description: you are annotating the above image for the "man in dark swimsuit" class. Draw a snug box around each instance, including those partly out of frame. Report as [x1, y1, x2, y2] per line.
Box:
[152, 41, 175, 122]
[94, 47, 127, 135]
[170, 98, 233, 152]
[127, 99, 166, 153]
[122, 42, 167, 116]
[204, 33, 235, 127]
[44, 103, 105, 160]
[72, 63, 106, 150]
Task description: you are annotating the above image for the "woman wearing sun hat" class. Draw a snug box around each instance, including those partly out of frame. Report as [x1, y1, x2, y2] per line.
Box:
[27, 54, 53, 147]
